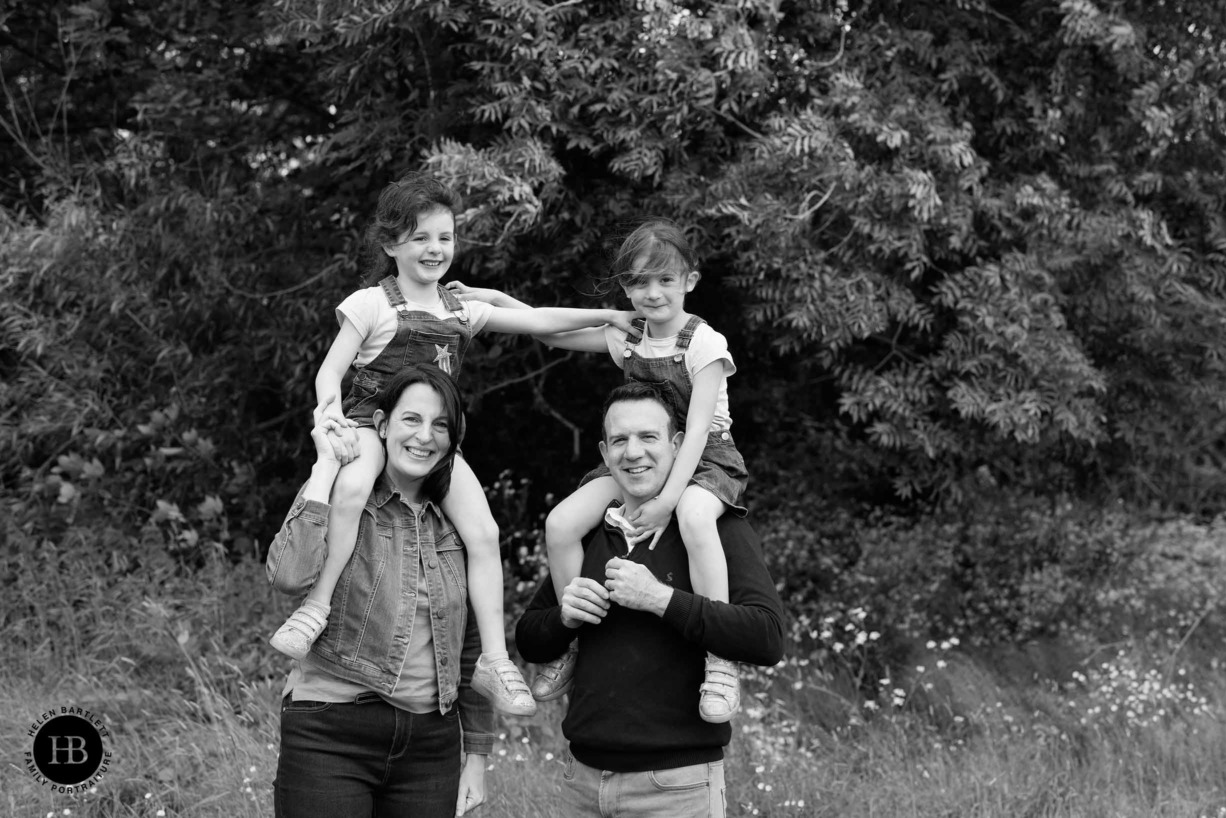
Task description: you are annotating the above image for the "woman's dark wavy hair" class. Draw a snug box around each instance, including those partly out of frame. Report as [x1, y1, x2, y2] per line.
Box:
[374, 363, 467, 504]
[594, 217, 698, 297]
[362, 172, 463, 285]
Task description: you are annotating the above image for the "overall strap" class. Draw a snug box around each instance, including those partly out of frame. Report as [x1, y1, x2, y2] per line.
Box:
[674, 315, 706, 351]
[624, 317, 647, 346]
[436, 284, 469, 324]
[380, 276, 411, 314]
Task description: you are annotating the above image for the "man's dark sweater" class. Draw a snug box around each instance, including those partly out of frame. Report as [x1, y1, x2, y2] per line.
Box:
[515, 514, 786, 772]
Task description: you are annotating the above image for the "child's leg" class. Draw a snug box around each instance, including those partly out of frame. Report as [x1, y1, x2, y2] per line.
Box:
[676, 485, 741, 724]
[309, 427, 385, 605]
[443, 456, 535, 716]
[270, 427, 383, 660]
[441, 457, 507, 655]
[528, 476, 623, 703]
[544, 475, 623, 600]
[675, 485, 729, 603]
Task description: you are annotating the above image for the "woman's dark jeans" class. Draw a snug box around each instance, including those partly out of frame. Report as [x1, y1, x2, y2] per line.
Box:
[275, 694, 460, 817]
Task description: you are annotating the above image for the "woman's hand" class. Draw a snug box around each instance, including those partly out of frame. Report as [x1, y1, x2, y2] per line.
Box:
[455, 753, 486, 816]
[309, 401, 360, 467]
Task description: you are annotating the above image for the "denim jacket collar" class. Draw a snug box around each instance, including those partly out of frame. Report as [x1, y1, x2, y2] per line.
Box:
[371, 473, 443, 519]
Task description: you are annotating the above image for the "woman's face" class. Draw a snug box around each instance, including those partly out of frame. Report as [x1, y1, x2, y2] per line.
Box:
[377, 383, 452, 494]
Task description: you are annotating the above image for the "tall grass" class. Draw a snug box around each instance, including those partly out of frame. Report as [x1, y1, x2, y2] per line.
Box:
[5, 507, 1226, 817]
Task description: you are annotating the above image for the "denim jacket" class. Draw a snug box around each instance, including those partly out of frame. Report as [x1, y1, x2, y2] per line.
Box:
[266, 474, 494, 755]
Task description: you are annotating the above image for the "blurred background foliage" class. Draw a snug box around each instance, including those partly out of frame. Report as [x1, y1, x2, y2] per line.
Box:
[3, 0, 1226, 663]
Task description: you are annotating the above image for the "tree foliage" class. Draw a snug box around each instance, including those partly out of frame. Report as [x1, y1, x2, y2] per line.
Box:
[4, 0, 1226, 559]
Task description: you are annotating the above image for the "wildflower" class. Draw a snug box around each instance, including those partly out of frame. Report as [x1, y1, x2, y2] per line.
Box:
[917, 665, 925, 673]
[937, 660, 947, 669]
[926, 640, 936, 649]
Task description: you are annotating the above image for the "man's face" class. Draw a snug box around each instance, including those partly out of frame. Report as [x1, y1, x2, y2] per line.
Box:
[598, 398, 681, 504]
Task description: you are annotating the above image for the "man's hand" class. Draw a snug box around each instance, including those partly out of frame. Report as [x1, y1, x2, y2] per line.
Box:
[604, 557, 672, 616]
[560, 577, 611, 628]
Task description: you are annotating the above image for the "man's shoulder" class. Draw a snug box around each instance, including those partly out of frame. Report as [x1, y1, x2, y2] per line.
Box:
[716, 514, 761, 549]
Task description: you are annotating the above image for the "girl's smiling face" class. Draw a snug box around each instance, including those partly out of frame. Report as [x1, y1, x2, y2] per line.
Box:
[384, 208, 456, 286]
[373, 383, 452, 497]
[620, 254, 700, 333]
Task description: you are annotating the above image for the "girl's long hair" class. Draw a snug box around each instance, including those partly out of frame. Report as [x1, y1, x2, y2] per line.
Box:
[374, 363, 467, 504]
[362, 173, 462, 285]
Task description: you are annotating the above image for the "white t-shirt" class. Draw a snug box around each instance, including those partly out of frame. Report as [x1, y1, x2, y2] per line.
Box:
[602, 321, 735, 433]
[336, 286, 494, 368]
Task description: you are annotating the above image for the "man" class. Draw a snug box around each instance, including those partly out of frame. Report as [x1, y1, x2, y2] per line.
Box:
[515, 381, 786, 817]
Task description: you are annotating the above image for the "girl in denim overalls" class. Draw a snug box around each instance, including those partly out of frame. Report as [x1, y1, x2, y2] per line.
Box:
[449, 218, 749, 723]
[270, 173, 636, 717]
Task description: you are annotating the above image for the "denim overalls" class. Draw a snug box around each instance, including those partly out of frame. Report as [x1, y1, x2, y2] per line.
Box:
[341, 278, 473, 427]
[595, 315, 749, 515]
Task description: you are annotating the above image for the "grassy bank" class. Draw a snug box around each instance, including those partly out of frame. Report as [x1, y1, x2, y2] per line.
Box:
[5, 505, 1226, 816]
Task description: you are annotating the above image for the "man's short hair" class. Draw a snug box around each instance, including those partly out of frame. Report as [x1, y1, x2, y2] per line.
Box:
[600, 382, 683, 440]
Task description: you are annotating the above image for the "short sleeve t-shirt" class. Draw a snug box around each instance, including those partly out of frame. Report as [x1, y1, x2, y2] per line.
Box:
[336, 286, 494, 368]
[602, 321, 735, 433]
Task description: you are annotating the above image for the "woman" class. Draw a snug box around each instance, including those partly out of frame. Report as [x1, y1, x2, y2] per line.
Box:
[266, 363, 494, 817]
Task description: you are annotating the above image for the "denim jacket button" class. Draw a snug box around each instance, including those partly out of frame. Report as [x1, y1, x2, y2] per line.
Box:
[428, 559, 438, 569]
[440, 656, 449, 666]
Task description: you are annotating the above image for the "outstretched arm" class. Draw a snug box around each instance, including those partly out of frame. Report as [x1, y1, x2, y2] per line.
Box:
[448, 281, 620, 352]
[483, 303, 636, 337]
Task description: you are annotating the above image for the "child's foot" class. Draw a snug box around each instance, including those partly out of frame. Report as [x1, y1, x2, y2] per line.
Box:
[472, 655, 537, 716]
[530, 641, 578, 702]
[698, 654, 740, 723]
[270, 599, 330, 660]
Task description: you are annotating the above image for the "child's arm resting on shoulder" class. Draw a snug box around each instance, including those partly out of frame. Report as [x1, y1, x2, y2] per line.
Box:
[626, 360, 726, 532]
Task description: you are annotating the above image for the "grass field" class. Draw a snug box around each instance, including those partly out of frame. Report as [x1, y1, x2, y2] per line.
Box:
[5, 633, 1225, 817]
[6, 513, 1226, 816]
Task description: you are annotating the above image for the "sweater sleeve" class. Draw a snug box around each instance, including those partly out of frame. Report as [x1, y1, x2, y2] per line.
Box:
[659, 517, 786, 666]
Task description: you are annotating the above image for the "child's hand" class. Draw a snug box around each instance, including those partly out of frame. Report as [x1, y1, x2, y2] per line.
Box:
[608, 310, 641, 335]
[324, 422, 362, 465]
[624, 496, 674, 550]
[445, 281, 504, 305]
[313, 395, 350, 427]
